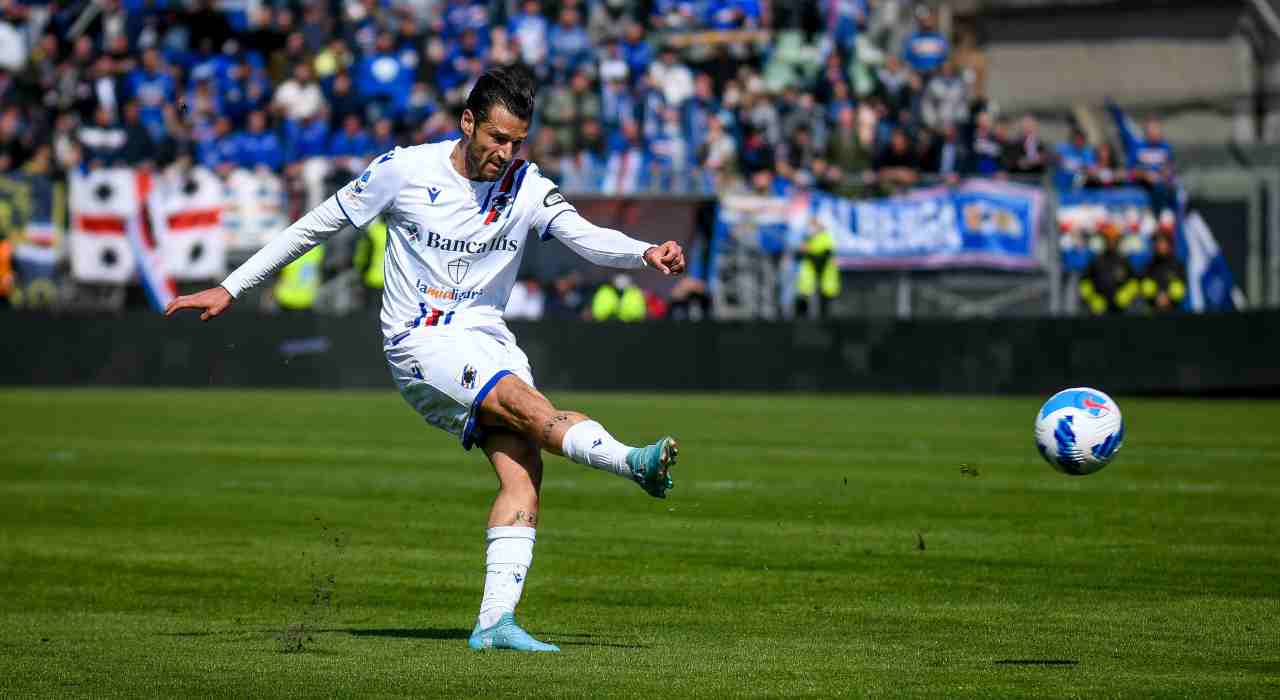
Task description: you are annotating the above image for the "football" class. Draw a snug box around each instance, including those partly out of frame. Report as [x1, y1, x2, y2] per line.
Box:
[1034, 387, 1125, 475]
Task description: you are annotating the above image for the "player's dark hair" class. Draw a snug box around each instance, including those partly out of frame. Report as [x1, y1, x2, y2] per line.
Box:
[465, 64, 537, 126]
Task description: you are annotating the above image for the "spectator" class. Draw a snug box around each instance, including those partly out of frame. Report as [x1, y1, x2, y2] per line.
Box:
[330, 113, 373, 161]
[649, 48, 695, 108]
[195, 116, 239, 174]
[1054, 126, 1095, 191]
[876, 54, 915, 117]
[354, 32, 414, 118]
[598, 40, 629, 85]
[272, 63, 325, 123]
[921, 60, 968, 130]
[822, 106, 873, 196]
[968, 111, 1004, 177]
[508, 0, 549, 68]
[326, 72, 362, 128]
[370, 117, 397, 155]
[1007, 115, 1047, 176]
[78, 105, 128, 168]
[698, 113, 739, 189]
[236, 110, 283, 171]
[1079, 222, 1139, 315]
[923, 121, 966, 181]
[620, 22, 654, 83]
[119, 100, 156, 167]
[1141, 232, 1187, 313]
[903, 8, 949, 74]
[602, 119, 650, 194]
[873, 127, 920, 193]
[286, 111, 331, 164]
[547, 8, 592, 78]
[1087, 142, 1125, 188]
[1129, 117, 1176, 215]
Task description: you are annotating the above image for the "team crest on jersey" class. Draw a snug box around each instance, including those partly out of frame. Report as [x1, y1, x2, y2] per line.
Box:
[460, 364, 477, 389]
[447, 258, 470, 285]
[406, 222, 420, 242]
[352, 169, 373, 194]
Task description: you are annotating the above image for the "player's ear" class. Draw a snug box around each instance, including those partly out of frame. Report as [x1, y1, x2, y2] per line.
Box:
[460, 109, 474, 140]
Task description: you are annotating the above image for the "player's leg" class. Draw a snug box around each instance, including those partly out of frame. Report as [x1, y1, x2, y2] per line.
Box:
[478, 374, 678, 498]
[469, 430, 558, 652]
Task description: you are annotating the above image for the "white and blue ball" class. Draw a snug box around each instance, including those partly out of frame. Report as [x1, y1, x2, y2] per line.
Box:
[1034, 387, 1124, 475]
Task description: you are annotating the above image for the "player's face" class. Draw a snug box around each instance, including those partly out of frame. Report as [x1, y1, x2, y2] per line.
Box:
[462, 105, 528, 181]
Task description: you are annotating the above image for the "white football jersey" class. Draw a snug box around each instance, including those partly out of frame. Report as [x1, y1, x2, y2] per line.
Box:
[336, 140, 575, 344]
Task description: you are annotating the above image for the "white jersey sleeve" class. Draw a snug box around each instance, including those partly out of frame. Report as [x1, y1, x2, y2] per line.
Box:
[522, 163, 651, 268]
[334, 148, 407, 228]
[219, 149, 407, 298]
[219, 195, 348, 298]
[544, 210, 652, 269]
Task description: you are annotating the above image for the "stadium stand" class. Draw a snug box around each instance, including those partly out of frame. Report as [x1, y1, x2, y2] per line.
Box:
[0, 0, 1274, 319]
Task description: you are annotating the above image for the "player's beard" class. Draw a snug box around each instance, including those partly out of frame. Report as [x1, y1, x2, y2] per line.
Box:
[466, 141, 504, 182]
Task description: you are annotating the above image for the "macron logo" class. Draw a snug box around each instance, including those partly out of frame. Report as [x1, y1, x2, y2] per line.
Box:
[427, 187, 441, 203]
[591, 438, 603, 449]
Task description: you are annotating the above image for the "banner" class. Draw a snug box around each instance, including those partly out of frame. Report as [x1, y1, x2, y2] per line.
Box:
[224, 168, 287, 253]
[0, 173, 61, 271]
[1056, 187, 1159, 273]
[69, 168, 137, 284]
[154, 167, 226, 281]
[714, 179, 1043, 270]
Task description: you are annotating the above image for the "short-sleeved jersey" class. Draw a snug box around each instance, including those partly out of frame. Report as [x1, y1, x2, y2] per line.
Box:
[334, 140, 575, 344]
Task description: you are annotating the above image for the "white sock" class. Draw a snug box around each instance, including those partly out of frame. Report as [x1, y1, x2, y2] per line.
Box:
[476, 526, 535, 629]
[560, 420, 634, 478]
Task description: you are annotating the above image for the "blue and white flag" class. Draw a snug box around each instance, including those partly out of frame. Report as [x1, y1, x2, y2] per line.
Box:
[1182, 211, 1240, 312]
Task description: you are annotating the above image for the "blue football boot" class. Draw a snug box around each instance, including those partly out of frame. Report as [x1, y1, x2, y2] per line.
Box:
[626, 436, 679, 498]
[468, 613, 560, 652]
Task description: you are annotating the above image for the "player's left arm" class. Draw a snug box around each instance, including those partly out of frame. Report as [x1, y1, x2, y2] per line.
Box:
[544, 208, 685, 275]
[529, 168, 685, 275]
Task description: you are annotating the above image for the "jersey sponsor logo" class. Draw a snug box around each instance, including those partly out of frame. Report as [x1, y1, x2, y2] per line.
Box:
[447, 258, 470, 285]
[543, 188, 565, 207]
[416, 279, 484, 302]
[422, 230, 519, 255]
[427, 186, 441, 203]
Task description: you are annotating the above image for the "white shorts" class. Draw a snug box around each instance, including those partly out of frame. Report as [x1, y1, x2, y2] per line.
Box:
[385, 325, 535, 450]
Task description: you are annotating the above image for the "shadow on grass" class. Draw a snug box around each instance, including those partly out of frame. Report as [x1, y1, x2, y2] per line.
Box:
[337, 628, 648, 649]
[340, 628, 471, 640]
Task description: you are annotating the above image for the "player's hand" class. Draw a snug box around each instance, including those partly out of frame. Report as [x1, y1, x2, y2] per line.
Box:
[164, 286, 234, 321]
[644, 241, 685, 276]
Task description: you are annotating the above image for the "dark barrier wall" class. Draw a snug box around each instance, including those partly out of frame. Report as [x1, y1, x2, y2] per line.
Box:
[3, 311, 1279, 395]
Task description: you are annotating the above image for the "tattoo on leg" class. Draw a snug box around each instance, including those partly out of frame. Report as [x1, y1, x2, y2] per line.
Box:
[513, 510, 538, 526]
[540, 412, 574, 445]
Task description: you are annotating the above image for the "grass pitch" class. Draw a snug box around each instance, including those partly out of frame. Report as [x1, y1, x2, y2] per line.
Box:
[1, 389, 1278, 698]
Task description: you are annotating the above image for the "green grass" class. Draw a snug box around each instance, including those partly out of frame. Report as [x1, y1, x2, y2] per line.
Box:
[1, 389, 1278, 698]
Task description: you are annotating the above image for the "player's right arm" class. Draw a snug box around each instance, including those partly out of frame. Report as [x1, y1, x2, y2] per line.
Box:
[165, 149, 405, 320]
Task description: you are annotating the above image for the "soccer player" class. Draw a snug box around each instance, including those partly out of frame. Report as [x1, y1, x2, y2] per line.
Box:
[165, 65, 683, 653]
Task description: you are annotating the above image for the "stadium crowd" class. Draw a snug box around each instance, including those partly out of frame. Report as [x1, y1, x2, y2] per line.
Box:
[0, 0, 1187, 318]
[0, 0, 1175, 199]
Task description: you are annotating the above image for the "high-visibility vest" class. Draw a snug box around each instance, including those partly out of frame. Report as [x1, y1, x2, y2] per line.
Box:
[592, 284, 647, 322]
[353, 218, 387, 290]
[275, 245, 324, 310]
[796, 230, 840, 299]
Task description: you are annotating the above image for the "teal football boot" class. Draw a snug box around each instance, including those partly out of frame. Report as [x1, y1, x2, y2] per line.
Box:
[626, 436, 679, 498]
[468, 613, 560, 652]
